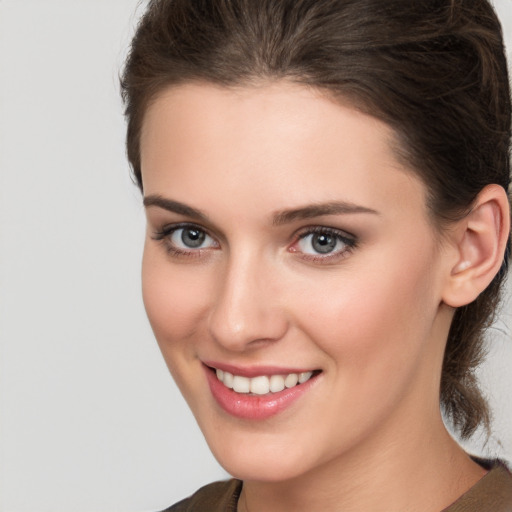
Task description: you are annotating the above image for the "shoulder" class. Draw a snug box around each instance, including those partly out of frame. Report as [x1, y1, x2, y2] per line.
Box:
[443, 459, 512, 512]
[160, 479, 242, 512]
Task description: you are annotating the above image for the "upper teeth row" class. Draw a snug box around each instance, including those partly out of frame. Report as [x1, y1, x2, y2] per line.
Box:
[215, 369, 313, 395]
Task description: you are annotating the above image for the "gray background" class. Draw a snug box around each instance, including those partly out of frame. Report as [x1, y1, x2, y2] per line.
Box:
[0, 1, 511, 511]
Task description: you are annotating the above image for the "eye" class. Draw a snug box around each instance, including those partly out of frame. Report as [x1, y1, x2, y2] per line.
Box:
[152, 223, 218, 256]
[170, 226, 215, 250]
[292, 227, 356, 260]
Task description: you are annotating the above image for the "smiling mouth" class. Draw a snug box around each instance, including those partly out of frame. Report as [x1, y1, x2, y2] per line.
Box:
[211, 367, 320, 396]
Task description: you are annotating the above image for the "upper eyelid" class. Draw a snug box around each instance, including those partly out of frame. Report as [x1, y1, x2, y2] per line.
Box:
[294, 225, 356, 241]
[154, 221, 214, 238]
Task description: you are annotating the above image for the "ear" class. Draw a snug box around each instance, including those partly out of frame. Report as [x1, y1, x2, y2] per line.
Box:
[442, 184, 510, 308]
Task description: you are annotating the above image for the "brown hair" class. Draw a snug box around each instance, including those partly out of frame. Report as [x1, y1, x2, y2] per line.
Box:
[121, 0, 511, 439]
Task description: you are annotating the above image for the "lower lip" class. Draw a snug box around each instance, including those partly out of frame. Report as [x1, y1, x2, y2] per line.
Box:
[204, 366, 319, 420]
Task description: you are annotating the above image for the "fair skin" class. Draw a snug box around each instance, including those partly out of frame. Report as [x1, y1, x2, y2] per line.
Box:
[140, 82, 508, 512]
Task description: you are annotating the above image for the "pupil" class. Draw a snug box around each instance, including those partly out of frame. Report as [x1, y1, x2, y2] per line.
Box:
[182, 228, 205, 248]
[312, 233, 336, 254]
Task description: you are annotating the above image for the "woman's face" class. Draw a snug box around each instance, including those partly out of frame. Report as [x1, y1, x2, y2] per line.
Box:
[140, 82, 454, 482]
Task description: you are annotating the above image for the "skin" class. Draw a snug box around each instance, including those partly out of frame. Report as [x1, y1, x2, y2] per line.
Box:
[140, 82, 488, 512]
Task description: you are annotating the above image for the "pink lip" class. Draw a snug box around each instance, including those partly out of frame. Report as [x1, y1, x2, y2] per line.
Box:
[203, 364, 320, 420]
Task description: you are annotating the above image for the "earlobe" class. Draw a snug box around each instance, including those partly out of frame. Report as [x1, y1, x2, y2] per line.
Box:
[442, 184, 510, 308]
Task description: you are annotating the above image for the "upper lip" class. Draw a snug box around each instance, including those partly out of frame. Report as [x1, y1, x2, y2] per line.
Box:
[203, 361, 318, 378]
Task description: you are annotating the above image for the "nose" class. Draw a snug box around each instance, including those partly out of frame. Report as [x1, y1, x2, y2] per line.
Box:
[207, 250, 289, 352]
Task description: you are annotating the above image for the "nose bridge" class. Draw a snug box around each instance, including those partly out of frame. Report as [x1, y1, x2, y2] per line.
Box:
[208, 245, 287, 351]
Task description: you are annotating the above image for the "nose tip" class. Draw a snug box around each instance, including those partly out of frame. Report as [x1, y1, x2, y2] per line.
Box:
[207, 265, 288, 352]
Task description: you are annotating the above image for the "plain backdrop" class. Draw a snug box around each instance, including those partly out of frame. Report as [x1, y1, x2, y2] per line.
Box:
[0, 1, 511, 511]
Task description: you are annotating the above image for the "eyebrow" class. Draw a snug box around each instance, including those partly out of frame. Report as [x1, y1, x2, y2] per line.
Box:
[143, 195, 379, 225]
[143, 195, 209, 222]
[272, 201, 379, 226]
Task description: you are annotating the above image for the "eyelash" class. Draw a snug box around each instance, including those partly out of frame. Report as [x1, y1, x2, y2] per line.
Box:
[152, 223, 358, 262]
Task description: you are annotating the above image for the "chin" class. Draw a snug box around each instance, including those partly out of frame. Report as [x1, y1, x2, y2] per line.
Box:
[202, 427, 324, 483]
[218, 452, 310, 483]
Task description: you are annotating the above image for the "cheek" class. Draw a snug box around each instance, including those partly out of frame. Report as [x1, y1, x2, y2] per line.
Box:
[141, 243, 211, 359]
[284, 257, 442, 451]
[292, 247, 441, 383]
[141, 244, 218, 412]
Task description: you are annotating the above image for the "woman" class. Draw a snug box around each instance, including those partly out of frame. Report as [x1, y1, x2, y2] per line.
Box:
[121, 0, 512, 510]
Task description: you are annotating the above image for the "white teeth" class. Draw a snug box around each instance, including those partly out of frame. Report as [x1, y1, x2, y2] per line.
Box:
[269, 375, 285, 393]
[250, 376, 270, 395]
[284, 373, 298, 388]
[223, 371, 234, 389]
[215, 368, 315, 395]
[298, 371, 313, 384]
[233, 375, 250, 393]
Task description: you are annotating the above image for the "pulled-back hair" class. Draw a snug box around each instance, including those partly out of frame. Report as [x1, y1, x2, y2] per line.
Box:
[121, 0, 511, 439]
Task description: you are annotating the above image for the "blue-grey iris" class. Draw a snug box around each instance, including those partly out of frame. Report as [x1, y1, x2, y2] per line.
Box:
[312, 233, 337, 254]
[182, 228, 205, 248]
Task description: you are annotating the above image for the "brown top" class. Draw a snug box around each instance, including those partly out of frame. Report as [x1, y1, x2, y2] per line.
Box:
[163, 461, 512, 512]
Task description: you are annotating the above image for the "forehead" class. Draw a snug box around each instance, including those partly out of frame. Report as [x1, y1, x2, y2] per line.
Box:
[140, 81, 428, 222]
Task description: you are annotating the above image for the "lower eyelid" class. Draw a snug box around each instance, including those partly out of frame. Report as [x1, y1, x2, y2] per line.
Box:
[296, 243, 355, 263]
[168, 245, 206, 257]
